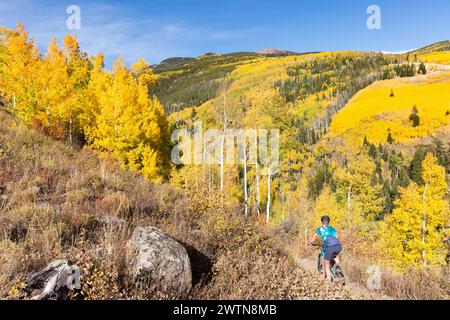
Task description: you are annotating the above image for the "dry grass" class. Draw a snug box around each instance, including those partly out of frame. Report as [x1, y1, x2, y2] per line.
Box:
[0, 109, 352, 300]
[2, 108, 447, 300]
[341, 254, 449, 300]
[290, 232, 449, 301]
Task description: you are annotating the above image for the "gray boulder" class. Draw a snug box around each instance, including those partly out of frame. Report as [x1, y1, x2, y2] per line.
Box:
[129, 227, 192, 296]
[23, 260, 80, 300]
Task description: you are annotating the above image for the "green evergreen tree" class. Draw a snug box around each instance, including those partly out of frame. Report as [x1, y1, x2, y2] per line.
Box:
[382, 148, 389, 161]
[382, 180, 394, 216]
[418, 62, 427, 75]
[369, 143, 378, 159]
[363, 136, 370, 147]
[387, 131, 394, 144]
[399, 167, 410, 187]
[307, 160, 332, 199]
[409, 148, 426, 185]
[433, 139, 450, 173]
[409, 105, 420, 127]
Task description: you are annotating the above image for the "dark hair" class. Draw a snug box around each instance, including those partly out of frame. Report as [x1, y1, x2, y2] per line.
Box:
[321, 215, 330, 224]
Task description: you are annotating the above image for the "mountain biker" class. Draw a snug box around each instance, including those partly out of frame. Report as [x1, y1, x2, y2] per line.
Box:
[308, 215, 342, 281]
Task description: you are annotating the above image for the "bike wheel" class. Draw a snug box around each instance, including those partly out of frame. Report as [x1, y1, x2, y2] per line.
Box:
[331, 264, 346, 286]
[317, 253, 323, 274]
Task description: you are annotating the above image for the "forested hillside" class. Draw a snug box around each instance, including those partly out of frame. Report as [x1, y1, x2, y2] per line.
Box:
[151, 52, 261, 110]
[156, 43, 449, 296]
[406, 41, 450, 65]
[0, 23, 448, 300]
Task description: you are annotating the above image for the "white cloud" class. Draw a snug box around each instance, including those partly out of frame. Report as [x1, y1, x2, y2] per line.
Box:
[379, 49, 418, 55]
[0, 1, 264, 65]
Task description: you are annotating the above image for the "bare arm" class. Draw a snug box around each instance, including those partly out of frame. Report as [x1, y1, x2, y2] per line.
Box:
[308, 233, 318, 245]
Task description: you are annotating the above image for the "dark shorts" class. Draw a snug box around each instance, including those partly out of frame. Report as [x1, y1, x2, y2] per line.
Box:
[324, 244, 342, 261]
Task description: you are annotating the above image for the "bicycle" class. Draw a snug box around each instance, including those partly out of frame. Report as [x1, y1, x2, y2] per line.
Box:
[309, 243, 346, 285]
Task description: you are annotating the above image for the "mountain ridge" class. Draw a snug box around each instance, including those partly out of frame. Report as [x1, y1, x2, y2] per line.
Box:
[152, 40, 450, 73]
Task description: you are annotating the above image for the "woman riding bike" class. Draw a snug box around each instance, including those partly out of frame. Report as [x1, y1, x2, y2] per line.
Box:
[308, 215, 342, 282]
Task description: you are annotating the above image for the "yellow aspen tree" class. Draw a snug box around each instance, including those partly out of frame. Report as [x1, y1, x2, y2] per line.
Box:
[382, 154, 448, 271]
[131, 58, 157, 87]
[88, 57, 170, 183]
[62, 35, 91, 143]
[90, 58, 130, 161]
[0, 24, 41, 123]
[334, 151, 384, 221]
[40, 37, 73, 138]
[84, 53, 109, 136]
[310, 186, 354, 232]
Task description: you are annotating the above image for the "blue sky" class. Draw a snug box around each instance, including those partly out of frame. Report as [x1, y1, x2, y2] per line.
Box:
[1, 0, 449, 67]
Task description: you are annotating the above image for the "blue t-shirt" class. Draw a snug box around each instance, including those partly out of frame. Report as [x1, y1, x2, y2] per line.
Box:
[315, 225, 339, 249]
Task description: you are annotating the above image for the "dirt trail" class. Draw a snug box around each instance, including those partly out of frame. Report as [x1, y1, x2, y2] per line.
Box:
[293, 254, 391, 300]
[288, 62, 450, 301]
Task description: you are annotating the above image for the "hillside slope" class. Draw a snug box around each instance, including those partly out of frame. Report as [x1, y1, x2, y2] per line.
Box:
[0, 108, 352, 300]
[329, 66, 450, 145]
[408, 41, 450, 65]
[165, 51, 396, 144]
[151, 52, 261, 109]
[410, 40, 450, 55]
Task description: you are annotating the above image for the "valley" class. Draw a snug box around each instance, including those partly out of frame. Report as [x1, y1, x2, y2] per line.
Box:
[0, 23, 449, 300]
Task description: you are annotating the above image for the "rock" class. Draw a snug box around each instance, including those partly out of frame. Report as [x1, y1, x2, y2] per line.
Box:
[128, 227, 192, 296]
[23, 260, 80, 300]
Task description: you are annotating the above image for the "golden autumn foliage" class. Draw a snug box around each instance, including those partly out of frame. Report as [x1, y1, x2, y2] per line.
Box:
[330, 70, 450, 145]
[85, 58, 170, 182]
[1, 23, 449, 290]
[310, 187, 347, 230]
[0, 24, 170, 183]
[419, 52, 450, 65]
[333, 151, 384, 221]
[381, 154, 449, 271]
[0, 24, 41, 124]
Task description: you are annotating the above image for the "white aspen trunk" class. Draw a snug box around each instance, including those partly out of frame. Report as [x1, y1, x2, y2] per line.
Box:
[244, 140, 248, 218]
[175, 105, 180, 129]
[266, 166, 271, 224]
[69, 118, 73, 145]
[113, 81, 118, 149]
[255, 132, 261, 216]
[287, 196, 291, 220]
[45, 87, 50, 127]
[422, 183, 428, 267]
[220, 132, 225, 192]
[346, 185, 351, 229]
[203, 138, 206, 164]
[220, 88, 227, 194]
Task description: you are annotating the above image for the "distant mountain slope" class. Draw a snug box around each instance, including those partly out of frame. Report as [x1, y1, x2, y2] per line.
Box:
[329, 67, 450, 145]
[152, 57, 195, 72]
[407, 41, 450, 66]
[166, 51, 398, 154]
[255, 48, 301, 56]
[151, 52, 261, 110]
[409, 40, 450, 55]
